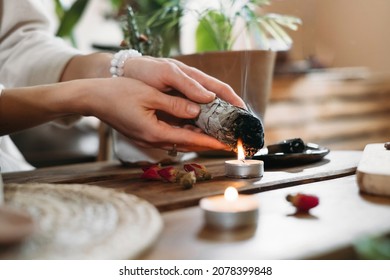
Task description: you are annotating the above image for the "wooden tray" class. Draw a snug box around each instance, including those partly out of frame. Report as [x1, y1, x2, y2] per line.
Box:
[3, 151, 362, 212]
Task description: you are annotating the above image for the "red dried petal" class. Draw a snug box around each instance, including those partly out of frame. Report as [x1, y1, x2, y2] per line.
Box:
[287, 193, 319, 212]
[186, 163, 205, 170]
[158, 166, 178, 182]
[141, 164, 160, 172]
[183, 164, 195, 173]
[183, 163, 211, 180]
[141, 166, 161, 180]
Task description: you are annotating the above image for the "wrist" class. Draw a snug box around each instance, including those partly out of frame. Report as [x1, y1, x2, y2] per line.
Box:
[60, 53, 114, 81]
[69, 79, 114, 118]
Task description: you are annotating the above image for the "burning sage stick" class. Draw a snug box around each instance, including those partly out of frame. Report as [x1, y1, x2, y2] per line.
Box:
[194, 97, 264, 157]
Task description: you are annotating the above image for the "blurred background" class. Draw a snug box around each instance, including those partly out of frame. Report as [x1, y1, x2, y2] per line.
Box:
[10, 0, 390, 167]
[63, 0, 390, 73]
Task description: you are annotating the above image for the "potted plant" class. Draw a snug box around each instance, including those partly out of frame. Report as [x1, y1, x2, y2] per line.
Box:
[108, 0, 300, 163]
[53, 0, 300, 119]
[121, 0, 301, 120]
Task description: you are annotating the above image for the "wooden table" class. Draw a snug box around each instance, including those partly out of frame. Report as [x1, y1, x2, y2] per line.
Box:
[3, 150, 390, 259]
[143, 175, 390, 260]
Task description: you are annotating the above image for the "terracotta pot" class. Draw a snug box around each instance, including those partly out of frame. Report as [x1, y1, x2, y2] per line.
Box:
[174, 50, 276, 120]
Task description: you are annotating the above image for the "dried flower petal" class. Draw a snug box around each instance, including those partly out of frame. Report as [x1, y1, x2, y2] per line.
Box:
[286, 193, 319, 212]
[183, 163, 212, 180]
[158, 166, 179, 183]
[179, 171, 196, 189]
[140, 165, 162, 180]
[141, 164, 161, 172]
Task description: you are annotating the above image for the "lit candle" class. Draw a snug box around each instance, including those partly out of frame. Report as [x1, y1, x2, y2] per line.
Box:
[225, 139, 264, 178]
[200, 187, 259, 229]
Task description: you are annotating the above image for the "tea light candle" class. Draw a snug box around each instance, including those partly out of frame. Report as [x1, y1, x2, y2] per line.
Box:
[200, 187, 259, 229]
[225, 159, 264, 178]
[225, 139, 264, 178]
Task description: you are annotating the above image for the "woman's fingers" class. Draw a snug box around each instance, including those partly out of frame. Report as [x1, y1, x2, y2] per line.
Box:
[131, 123, 229, 152]
[157, 61, 217, 104]
[124, 57, 215, 104]
[87, 78, 231, 153]
[149, 91, 201, 119]
[168, 59, 247, 109]
[124, 56, 245, 107]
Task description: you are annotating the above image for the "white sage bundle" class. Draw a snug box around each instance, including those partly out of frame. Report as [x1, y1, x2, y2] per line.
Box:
[195, 97, 264, 157]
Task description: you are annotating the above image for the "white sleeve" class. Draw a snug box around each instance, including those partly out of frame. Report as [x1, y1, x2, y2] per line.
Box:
[0, 0, 82, 87]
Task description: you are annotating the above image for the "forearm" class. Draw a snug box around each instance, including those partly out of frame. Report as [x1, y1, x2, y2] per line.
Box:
[0, 82, 90, 136]
[60, 52, 113, 81]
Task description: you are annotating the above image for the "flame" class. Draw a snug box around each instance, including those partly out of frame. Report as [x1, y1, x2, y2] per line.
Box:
[237, 138, 245, 161]
[224, 186, 238, 202]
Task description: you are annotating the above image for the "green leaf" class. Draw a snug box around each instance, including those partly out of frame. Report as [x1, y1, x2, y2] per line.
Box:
[195, 10, 233, 52]
[141, 0, 183, 56]
[53, 0, 65, 20]
[110, 0, 122, 10]
[256, 17, 291, 49]
[56, 0, 90, 39]
[268, 19, 293, 46]
[265, 13, 302, 31]
[247, 19, 270, 49]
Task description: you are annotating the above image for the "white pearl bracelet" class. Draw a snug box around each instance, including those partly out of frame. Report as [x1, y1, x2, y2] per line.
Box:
[110, 49, 142, 77]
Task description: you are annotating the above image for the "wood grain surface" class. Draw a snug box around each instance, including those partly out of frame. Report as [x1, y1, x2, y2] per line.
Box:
[265, 69, 390, 150]
[3, 151, 361, 211]
[142, 175, 390, 260]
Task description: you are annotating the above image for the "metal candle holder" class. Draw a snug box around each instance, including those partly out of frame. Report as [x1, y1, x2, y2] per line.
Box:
[225, 159, 264, 178]
[200, 193, 259, 230]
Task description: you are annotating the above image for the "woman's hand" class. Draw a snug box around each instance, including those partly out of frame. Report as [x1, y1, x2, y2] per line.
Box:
[61, 53, 246, 108]
[123, 56, 246, 108]
[0, 78, 226, 152]
[60, 53, 246, 151]
[83, 78, 228, 152]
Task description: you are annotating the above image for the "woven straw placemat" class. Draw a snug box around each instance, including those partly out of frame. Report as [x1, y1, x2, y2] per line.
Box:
[1, 183, 163, 259]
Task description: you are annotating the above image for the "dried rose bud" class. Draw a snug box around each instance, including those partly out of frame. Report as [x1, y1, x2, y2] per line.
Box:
[140, 165, 162, 181]
[183, 163, 212, 181]
[120, 40, 129, 48]
[158, 166, 180, 183]
[286, 193, 319, 212]
[179, 171, 197, 189]
[141, 164, 161, 172]
[138, 34, 149, 43]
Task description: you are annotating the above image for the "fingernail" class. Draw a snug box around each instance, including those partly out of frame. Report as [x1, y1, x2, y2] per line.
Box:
[205, 90, 216, 99]
[187, 103, 200, 117]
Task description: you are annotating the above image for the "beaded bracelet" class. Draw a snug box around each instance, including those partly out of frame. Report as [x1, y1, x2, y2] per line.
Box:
[110, 49, 142, 77]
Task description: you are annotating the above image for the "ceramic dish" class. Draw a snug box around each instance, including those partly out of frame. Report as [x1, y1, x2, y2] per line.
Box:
[252, 143, 330, 167]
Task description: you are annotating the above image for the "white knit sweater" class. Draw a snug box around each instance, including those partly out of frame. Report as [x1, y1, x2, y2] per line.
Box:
[0, 0, 81, 172]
